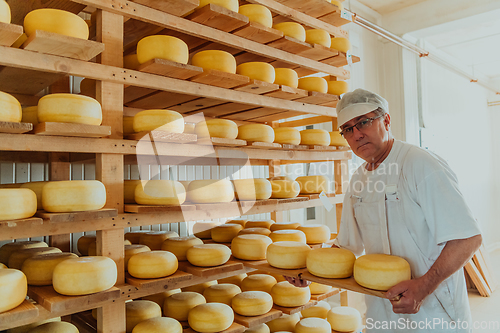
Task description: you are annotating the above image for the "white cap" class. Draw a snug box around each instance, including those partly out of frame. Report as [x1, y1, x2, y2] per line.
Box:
[336, 88, 389, 127]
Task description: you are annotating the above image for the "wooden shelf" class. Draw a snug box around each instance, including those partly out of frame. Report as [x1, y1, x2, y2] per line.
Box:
[124, 204, 196, 213]
[125, 131, 197, 143]
[130, 0, 199, 17]
[0, 22, 24, 47]
[186, 3, 249, 32]
[178, 260, 244, 278]
[233, 21, 284, 44]
[273, 300, 318, 315]
[0, 121, 33, 134]
[310, 287, 341, 301]
[0, 300, 39, 331]
[233, 308, 282, 328]
[232, 260, 308, 278]
[33, 122, 112, 138]
[190, 69, 251, 89]
[137, 58, 203, 80]
[196, 137, 247, 147]
[126, 270, 193, 289]
[34, 208, 118, 223]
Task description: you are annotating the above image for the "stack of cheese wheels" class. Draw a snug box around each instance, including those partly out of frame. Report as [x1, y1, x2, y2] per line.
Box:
[134, 180, 186, 206]
[211, 223, 243, 242]
[267, 241, 311, 269]
[187, 244, 231, 267]
[237, 124, 275, 143]
[29, 322, 79, 333]
[42, 180, 106, 212]
[327, 80, 349, 95]
[20, 181, 49, 210]
[24, 9, 88, 39]
[125, 245, 151, 271]
[21, 252, 78, 286]
[305, 29, 331, 47]
[187, 179, 234, 203]
[331, 37, 351, 52]
[327, 306, 362, 332]
[270, 222, 301, 231]
[139, 231, 179, 250]
[182, 280, 217, 293]
[203, 283, 241, 305]
[218, 273, 247, 287]
[300, 129, 330, 146]
[241, 274, 277, 294]
[77, 235, 96, 255]
[141, 288, 181, 309]
[274, 68, 299, 88]
[0, 91, 21, 122]
[123, 54, 140, 70]
[188, 303, 234, 333]
[164, 292, 206, 321]
[298, 77, 328, 93]
[0, 241, 47, 266]
[198, 0, 239, 12]
[191, 50, 237, 73]
[8, 247, 62, 270]
[136, 35, 189, 65]
[309, 282, 333, 295]
[232, 291, 273, 316]
[233, 178, 272, 201]
[195, 119, 238, 139]
[270, 179, 300, 199]
[133, 109, 184, 133]
[193, 222, 220, 239]
[296, 175, 329, 194]
[128, 251, 178, 279]
[131, 317, 182, 333]
[301, 300, 331, 319]
[236, 62, 275, 83]
[238, 228, 271, 236]
[0, 269, 27, 313]
[238, 4, 273, 27]
[354, 254, 411, 290]
[266, 313, 300, 332]
[126, 300, 162, 333]
[231, 234, 272, 260]
[52, 256, 117, 296]
[161, 236, 203, 261]
[125, 230, 153, 244]
[0, 0, 10, 23]
[271, 281, 311, 307]
[124, 180, 142, 204]
[246, 220, 274, 229]
[0, 189, 37, 221]
[273, 22, 306, 42]
[245, 323, 269, 333]
[22, 106, 38, 124]
[307, 248, 356, 278]
[38, 94, 102, 125]
[273, 127, 301, 145]
[298, 224, 331, 244]
[270, 229, 306, 243]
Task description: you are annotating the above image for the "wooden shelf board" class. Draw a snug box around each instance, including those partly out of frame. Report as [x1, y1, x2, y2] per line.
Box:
[233, 308, 282, 328]
[281, 143, 309, 150]
[234, 260, 307, 278]
[310, 288, 341, 301]
[223, 107, 281, 121]
[298, 43, 339, 61]
[233, 21, 283, 44]
[0, 300, 39, 331]
[246, 141, 282, 149]
[177, 260, 244, 277]
[273, 300, 317, 315]
[298, 192, 335, 200]
[273, 0, 338, 18]
[238, 199, 280, 207]
[0, 121, 33, 134]
[267, 36, 312, 54]
[196, 137, 247, 147]
[123, 86, 158, 105]
[190, 69, 250, 89]
[184, 322, 246, 333]
[125, 131, 197, 143]
[275, 197, 309, 204]
[234, 80, 280, 95]
[308, 145, 337, 151]
[0, 66, 66, 95]
[295, 91, 339, 105]
[130, 0, 199, 17]
[249, 110, 307, 123]
[33, 122, 111, 138]
[263, 85, 309, 100]
[317, 10, 352, 27]
[170, 97, 227, 113]
[186, 4, 249, 32]
[35, 208, 118, 223]
[125, 270, 194, 289]
[138, 58, 203, 79]
[196, 102, 256, 118]
[0, 22, 23, 47]
[127, 90, 198, 109]
[321, 52, 360, 68]
[124, 204, 196, 213]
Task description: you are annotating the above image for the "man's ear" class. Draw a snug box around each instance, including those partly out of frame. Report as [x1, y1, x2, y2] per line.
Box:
[384, 113, 391, 130]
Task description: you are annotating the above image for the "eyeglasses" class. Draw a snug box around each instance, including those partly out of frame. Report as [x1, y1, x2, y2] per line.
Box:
[339, 114, 384, 138]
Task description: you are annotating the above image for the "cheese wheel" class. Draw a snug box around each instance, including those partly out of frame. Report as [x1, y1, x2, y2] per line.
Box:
[21, 106, 38, 125]
[24, 9, 89, 39]
[19, 181, 49, 210]
[0, 0, 11, 24]
[273, 127, 301, 145]
[237, 124, 274, 143]
[42, 180, 106, 212]
[211, 223, 243, 242]
[52, 256, 117, 296]
[161, 236, 203, 261]
[133, 109, 184, 133]
[135, 180, 186, 206]
[231, 234, 272, 260]
[182, 280, 217, 293]
[238, 4, 272, 28]
[300, 129, 330, 146]
[203, 283, 241, 305]
[193, 222, 220, 239]
[139, 231, 179, 250]
[236, 62, 275, 83]
[191, 50, 237, 74]
[218, 273, 247, 287]
[188, 303, 234, 333]
[307, 247, 355, 278]
[8, 247, 62, 270]
[124, 180, 141, 204]
[271, 281, 311, 307]
[38, 93, 102, 125]
[0, 189, 37, 221]
[184, 122, 195, 134]
[137, 35, 189, 65]
[330, 131, 348, 147]
[273, 68, 298, 88]
[128, 251, 178, 279]
[301, 300, 331, 319]
[245, 220, 274, 229]
[232, 291, 273, 316]
[266, 313, 300, 332]
[0, 263, 6, 269]
[164, 292, 206, 321]
[125, 230, 152, 244]
[327, 306, 362, 332]
[353, 254, 411, 291]
[0, 269, 27, 313]
[7, 317, 62, 333]
[0, 241, 47, 265]
[195, 119, 238, 139]
[330, 37, 351, 52]
[295, 318, 331, 333]
[267, 241, 310, 269]
[187, 179, 234, 204]
[269, 230, 306, 243]
[272, 22, 306, 42]
[269, 222, 301, 231]
[305, 29, 331, 47]
[132, 317, 182, 333]
[298, 77, 328, 93]
[246, 324, 270, 333]
[308, 282, 333, 295]
[297, 224, 331, 244]
[29, 322, 79, 333]
[296, 176, 329, 194]
[327, 80, 349, 95]
[199, 0, 239, 12]
[22, 252, 78, 286]
[241, 274, 276, 294]
[238, 228, 271, 236]
[77, 235, 96, 256]
[270, 180, 300, 199]
[141, 288, 181, 309]
[124, 245, 151, 271]
[123, 54, 141, 70]
[233, 178, 272, 201]
[187, 244, 231, 267]
[126, 300, 162, 333]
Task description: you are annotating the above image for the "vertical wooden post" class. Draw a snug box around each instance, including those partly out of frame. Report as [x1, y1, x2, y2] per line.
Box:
[48, 152, 71, 251]
[269, 159, 283, 222]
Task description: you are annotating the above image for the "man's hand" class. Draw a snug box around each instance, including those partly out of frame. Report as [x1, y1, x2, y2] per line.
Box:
[385, 278, 430, 314]
[284, 275, 311, 288]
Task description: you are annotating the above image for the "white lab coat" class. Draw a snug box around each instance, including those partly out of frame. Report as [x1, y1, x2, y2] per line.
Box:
[334, 140, 481, 333]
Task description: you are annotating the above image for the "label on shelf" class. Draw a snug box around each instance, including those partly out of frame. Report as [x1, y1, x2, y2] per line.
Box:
[340, 10, 353, 22]
[346, 50, 353, 65]
[319, 191, 334, 212]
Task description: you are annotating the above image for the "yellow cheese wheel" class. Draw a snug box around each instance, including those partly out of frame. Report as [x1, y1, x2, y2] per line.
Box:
[19, 181, 49, 210]
[0, 241, 47, 265]
[330, 37, 351, 52]
[273, 127, 301, 145]
[273, 68, 298, 88]
[301, 300, 331, 319]
[0, 269, 27, 313]
[125, 244, 151, 271]
[246, 323, 270, 333]
[327, 80, 349, 95]
[187, 244, 231, 267]
[331, 0, 344, 10]
[187, 179, 234, 204]
[269, 222, 301, 231]
[139, 231, 179, 250]
[141, 288, 180, 309]
[42, 180, 106, 212]
[137, 35, 189, 65]
[7, 317, 62, 333]
[24, 9, 89, 39]
[305, 29, 331, 47]
[38, 93, 102, 125]
[237, 124, 274, 143]
[353, 254, 411, 291]
[218, 273, 247, 287]
[77, 235, 96, 256]
[300, 129, 330, 146]
[8, 247, 62, 270]
[297, 224, 331, 244]
[231, 234, 272, 260]
[29, 322, 79, 333]
[0, 0, 10, 23]
[226, 219, 247, 227]
[211, 224, 243, 242]
[127, 250, 178, 279]
[270, 180, 300, 199]
[330, 131, 348, 147]
[135, 180, 186, 206]
[269, 230, 306, 243]
[22, 252, 78, 286]
[241, 274, 276, 294]
[238, 228, 271, 236]
[0, 189, 37, 221]
[124, 180, 141, 204]
[126, 300, 162, 333]
[195, 119, 238, 139]
[191, 50, 237, 74]
[193, 222, 220, 239]
[266, 313, 300, 332]
[308, 282, 333, 295]
[188, 303, 234, 333]
[182, 280, 217, 293]
[123, 54, 141, 70]
[52, 256, 117, 296]
[203, 283, 241, 305]
[273, 22, 306, 42]
[236, 62, 275, 83]
[132, 317, 182, 333]
[233, 178, 272, 201]
[295, 318, 331, 333]
[123, 116, 135, 136]
[267, 241, 311, 269]
[327, 306, 362, 332]
[21, 106, 38, 125]
[238, 4, 272, 28]
[271, 281, 311, 307]
[307, 247, 355, 278]
[232, 290, 273, 316]
[199, 0, 239, 12]
[125, 230, 152, 244]
[164, 292, 206, 321]
[298, 77, 328, 93]
[296, 175, 329, 194]
[245, 220, 274, 229]
[133, 109, 184, 133]
[161, 236, 203, 261]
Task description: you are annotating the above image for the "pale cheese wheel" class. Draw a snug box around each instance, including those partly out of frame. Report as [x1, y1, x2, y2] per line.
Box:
[226, 219, 247, 227]
[52, 256, 117, 296]
[199, 0, 239, 12]
[161, 236, 203, 261]
[270, 180, 300, 199]
[123, 54, 141, 70]
[327, 306, 362, 332]
[237, 124, 274, 143]
[187, 179, 234, 204]
[124, 180, 141, 204]
[232, 291, 273, 316]
[0, 0, 11, 24]
[211, 223, 243, 243]
[300, 129, 330, 146]
[0, 189, 37, 221]
[266, 313, 300, 332]
[24, 9, 89, 39]
[133, 109, 184, 133]
[186, 244, 231, 267]
[271, 281, 311, 307]
[231, 234, 272, 260]
[327, 80, 349, 95]
[353, 254, 411, 291]
[132, 317, 182, 333]
[7, 317, 61, 333]
[269, 222, 301, 231]
[191, 50, 237, 74]
[298, 77, 328, 93]
[38, 93, 102, 125]
[238, 4, 272, 28]
[245, 220, 274, 229]
[164, 292, 206, 321]
[22, 252, 78, 286]
[267, 241, 311, 269]
[273, 68, 298, 88]
[301, 300, 331, 319]
[307, 247, 355, 278]
[238, 228, 271, 236]
[21, 106, 38, 125]
[141, 288, 180, 309]
[308, 282, 334, 295]
[203, 283, 241, 305]
[236, 62, 275, 83]
[218, 273, 247, 287]
[19, 181, 48, 210]
[127, 251, 178, 279]
[330, 37, 351, 52]
[182, 280, 217, 294]
[193, 222, 220, 239]
[273, 127, 301, 145]
[139, 231, 179, 250]
[241, 274, 276, 294]
[195, 119, 238, 139]
[42, 180, 106, 212]
[137, 35, 189, 65]
[0, 269, 27, 313]
[273, 22, 306, 42]
[0, 241, 47, 265]
[29, 322, 79, 333]
[0, 263, 6, 269]
[188, 303, 234, 333]
[296, 175, 329, 194]
[295, 318, 331, 333]
[233, 178, 272, 201]
[77, 235, 96, 256]
[135, 180, 186, 206]
[126, 300, 162, 333]
[125, 230, 152, 244]
[330, 131, 348, 147]
[124, 245, 151, 271]
[269, 230, 306, 243]
[8, 247, 62, 270]
[246, 323, 270, 333]
[297, 224, 331, 244]
[305, 29, 331, 47]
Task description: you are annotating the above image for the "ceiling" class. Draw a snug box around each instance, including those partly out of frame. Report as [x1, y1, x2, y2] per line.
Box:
[355, 0, 427, 15]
